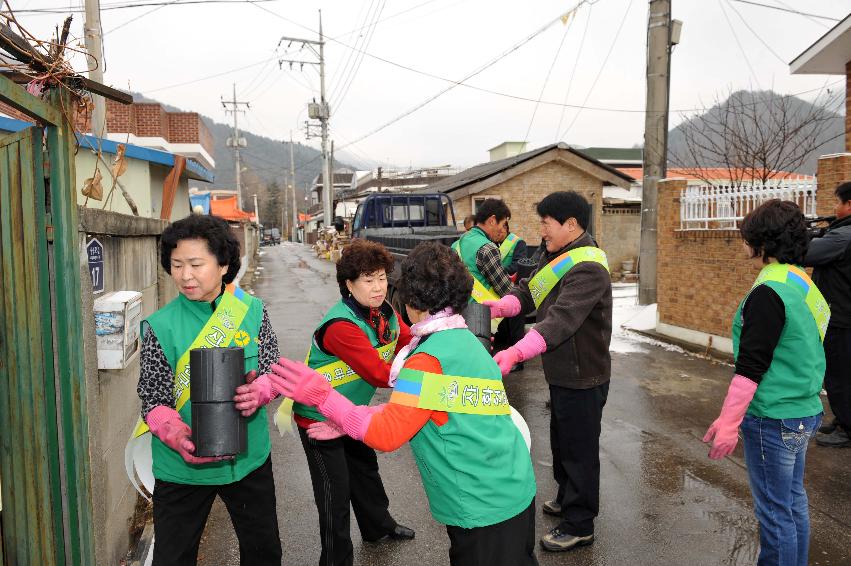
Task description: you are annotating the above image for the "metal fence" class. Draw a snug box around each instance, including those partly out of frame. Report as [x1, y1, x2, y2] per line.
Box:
[679, 179, 817, 230]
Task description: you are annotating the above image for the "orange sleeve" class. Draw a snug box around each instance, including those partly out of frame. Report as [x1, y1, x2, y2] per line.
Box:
[363, 352, 449, 452]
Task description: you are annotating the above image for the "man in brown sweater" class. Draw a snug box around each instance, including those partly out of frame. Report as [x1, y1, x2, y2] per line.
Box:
[484, 191, 612, 553]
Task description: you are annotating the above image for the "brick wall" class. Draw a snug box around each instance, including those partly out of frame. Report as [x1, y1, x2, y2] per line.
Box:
[450, 160, 605, 248]
[601, 207, 641, 272]
[134, 103, 169, 139]
[0, 101, 31, 122]
[846, 62, 851, 153]
[657, 171, 843, 340]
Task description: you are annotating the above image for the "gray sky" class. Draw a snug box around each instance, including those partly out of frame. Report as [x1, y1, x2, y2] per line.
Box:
[11, 0, 851, 168]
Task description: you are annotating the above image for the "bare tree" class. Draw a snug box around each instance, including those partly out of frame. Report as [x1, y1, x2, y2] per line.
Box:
[669, 89, 843, 185]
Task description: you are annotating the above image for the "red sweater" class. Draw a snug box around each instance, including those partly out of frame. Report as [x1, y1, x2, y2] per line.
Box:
[294, 313, 412, 429]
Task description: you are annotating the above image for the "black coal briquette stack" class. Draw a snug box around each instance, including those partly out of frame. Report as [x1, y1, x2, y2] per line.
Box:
[190, 347, 247, 457]
[462, 302, 493, 353]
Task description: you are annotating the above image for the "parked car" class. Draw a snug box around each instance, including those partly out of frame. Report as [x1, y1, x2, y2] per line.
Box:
[261, 228, 281, 246]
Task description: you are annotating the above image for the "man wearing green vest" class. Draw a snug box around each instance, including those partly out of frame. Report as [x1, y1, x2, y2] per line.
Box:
[451, 198, 514, 305]
[484, 191, 612, 553]
[495, 224, 529, 363]
[135, 214, 282, 564]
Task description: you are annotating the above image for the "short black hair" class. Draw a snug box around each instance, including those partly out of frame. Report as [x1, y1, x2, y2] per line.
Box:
[474, 198, 511, 225]
[160, 214, 241, 283]
[336, 239, 396, 297]
[740, 199, 809, 264]
[397, 242, 472, 315]
[835, 181, 851, 203]
[536, 191, 590, 229]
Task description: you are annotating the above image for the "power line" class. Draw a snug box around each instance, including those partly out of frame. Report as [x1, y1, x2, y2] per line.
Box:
[16, 0, 275, 13]
[327, 0, 374, 96]
[332, 0, 386, 115]
[555, 2, 592, 139]
[336, 4, 585, 151]
[724, 0, 787, 65]
[718, 0, 761, 90]
[144, 55, 277, 93]
[524, 13, 574, 142]
[559, 0, 633, 140]
[728, 0, 839, 23]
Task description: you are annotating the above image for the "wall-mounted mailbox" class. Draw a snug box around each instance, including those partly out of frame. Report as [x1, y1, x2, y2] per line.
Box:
[94, 291, 143, 370]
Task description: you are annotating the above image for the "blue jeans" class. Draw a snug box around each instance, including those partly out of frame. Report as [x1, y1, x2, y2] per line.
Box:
[740, 413, 822, 566]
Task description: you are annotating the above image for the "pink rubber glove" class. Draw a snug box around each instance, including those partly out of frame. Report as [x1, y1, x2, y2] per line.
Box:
[482, 295, 521, 319]
[492, 329, 547, 376]
[315, 389, 383, 441]
[268, 358, 331, 407]
[306, 421, 346, 440]
[233, 372, 277, 417]
[146, 406, 227, 465]
[703, 374, 758, 460]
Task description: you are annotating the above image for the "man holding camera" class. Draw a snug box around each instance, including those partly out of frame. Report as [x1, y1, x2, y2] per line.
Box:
[803, 181, 851, 448]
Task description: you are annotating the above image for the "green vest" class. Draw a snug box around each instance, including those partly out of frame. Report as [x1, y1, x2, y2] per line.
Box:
[500, 233, 520, 268]
[733, 265, 826, 419]
[294, 299, 400, 421]
[145, 291, 271, 485]
[451, 227, 495, 299]
[395, 328, 536, 528]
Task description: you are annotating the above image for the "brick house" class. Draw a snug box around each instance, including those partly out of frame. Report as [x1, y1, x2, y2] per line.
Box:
[427, 142, 634, 265]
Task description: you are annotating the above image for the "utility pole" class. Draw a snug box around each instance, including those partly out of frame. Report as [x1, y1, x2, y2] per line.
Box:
[290, 131, 298, 242]
[222, 84, 250, 209]
[83, 0, 107, 138]
[253, 193, 260, 226]
[279, 10, 331, 227]
[638, 0, 676, 305]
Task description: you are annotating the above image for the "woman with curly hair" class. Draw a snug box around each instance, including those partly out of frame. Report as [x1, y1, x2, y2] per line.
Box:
[292, 239, 415, 566]
[271, 241, 538, 566]
[703, 199, 829, 566]
[134, 213, 282, 564]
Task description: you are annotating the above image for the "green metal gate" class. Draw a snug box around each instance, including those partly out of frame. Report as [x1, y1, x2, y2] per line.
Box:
[0, 78, 94, 565]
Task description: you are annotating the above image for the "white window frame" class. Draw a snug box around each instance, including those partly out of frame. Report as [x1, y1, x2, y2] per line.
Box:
[471, 195, 502, 216]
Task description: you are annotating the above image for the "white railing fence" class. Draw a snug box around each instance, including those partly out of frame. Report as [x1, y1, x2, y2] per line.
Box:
[679, 179, 817, 230]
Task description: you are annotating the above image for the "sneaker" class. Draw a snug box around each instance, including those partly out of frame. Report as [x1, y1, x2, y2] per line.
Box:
[541, 500, 562, 517]
[540, 526, 594, 552]
[819, 418, 839, 434]
[815, 428, 851, 448]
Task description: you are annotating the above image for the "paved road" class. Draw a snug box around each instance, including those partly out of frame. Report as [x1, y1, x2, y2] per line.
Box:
[197, 243, 851, 566]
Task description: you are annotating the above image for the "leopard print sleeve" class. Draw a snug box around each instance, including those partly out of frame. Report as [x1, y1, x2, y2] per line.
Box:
[258, 305, 280, 376]
[138, 327, 175, 420]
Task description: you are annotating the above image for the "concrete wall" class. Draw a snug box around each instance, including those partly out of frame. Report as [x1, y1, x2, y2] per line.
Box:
[77, 208, 174, 566]
[450, 160, 605, 248]
[601, 208, 641, 272]
[75, 150, 191, 221]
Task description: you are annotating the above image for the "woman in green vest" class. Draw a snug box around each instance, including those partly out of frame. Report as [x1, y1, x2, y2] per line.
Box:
[270, 242, 538, 566]
[136, 214, 282, 565]
[703, 200, 828, 566]
[291, 239, 415, 566]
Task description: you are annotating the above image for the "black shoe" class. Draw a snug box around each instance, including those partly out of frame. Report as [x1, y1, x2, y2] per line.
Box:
[540, 526, 594, 552]
[365, 524, 415, 543]
[819, 417, 839, 434]
[815, 428, 851, 448]
[541, 499, 562, 517]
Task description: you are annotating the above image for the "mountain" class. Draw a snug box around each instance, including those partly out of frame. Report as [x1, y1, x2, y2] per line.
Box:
[667, 90, 844, 175]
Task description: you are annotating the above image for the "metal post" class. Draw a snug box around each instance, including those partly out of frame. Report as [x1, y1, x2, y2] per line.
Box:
[222, 84, 249, 209]
[319, 10, 333, 228]
[83, 0, 106, 138]
[253, 193, 259, 225]
[638, 0, 672, 305]
[290, 131, 297, 242]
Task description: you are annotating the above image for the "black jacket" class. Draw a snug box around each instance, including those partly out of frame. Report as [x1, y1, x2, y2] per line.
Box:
[803, 215, 851, 328]
[512, 232, 612, 389]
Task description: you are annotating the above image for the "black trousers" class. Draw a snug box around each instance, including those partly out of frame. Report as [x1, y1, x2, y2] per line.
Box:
[824, 326, 851, 432]
[495, 314, 526, 350]
[298, 426, 398, 566]
[549, 382, 609, 537]
[151, 455, 282, 566]
[446, 499, 538, 566]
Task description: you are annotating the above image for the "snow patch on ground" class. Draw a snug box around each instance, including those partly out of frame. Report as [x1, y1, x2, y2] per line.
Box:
[610, 286, 688, 355]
